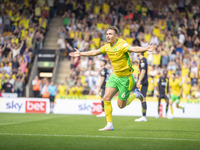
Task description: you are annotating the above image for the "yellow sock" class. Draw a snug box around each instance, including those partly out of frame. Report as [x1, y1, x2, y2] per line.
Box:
[126, 94, 136, 106]
[178, 106, 183, 109]
[170, 106, 173, 115]
[104, 101, 112, 122]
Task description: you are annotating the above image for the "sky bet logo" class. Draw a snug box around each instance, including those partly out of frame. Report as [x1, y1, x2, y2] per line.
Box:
[78, 103, 102, 114]
[78, 103, 92, 111]
[6, 101, 23, 112]
[26, 101, 46, 113]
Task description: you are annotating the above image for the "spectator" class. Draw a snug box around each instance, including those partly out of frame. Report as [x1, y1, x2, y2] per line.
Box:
[32, 75, 41, 97]
[41, 78, 50, 98]
[12, 57, 19, 74]
[74, 81, 83, 96]
[57, 35, 66, 60]
[14, 77, 24, 97]
[3, 63, 11, 75]
[2, 78, 14, 93]
[19, 59, 27, 74]
[58, 82, 67, 98]
[82, 82, 90, 95]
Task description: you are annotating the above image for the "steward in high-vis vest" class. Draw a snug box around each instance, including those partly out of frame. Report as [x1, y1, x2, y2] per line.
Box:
[32, 75, 41, 97]
[42, 84, 50, 98]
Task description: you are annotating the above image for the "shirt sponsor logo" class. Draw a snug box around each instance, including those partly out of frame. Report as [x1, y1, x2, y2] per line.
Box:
[123, 43, 128, 47]
[141, 62, 145, 67]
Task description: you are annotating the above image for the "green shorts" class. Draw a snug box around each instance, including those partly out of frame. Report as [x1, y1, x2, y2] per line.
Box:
[170, 94, 180, 104]
[106, 74, 135, 101]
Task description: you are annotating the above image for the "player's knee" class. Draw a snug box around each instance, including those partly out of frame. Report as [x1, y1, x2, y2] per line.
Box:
[102, 95, 110, 101]
[117, 103, 124, 109]
[142, 99, 146, 103]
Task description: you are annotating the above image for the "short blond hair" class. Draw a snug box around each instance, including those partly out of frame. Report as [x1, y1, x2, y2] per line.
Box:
[107, 26, 119, 35]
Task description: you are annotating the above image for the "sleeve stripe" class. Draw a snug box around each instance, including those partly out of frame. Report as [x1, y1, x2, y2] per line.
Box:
[100, 49, 103, 54]
[127, 46, 131, 50]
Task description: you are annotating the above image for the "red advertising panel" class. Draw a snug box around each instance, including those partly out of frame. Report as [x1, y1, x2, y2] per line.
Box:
[92, 103, 102, 115]
[26, 101, 46, 113]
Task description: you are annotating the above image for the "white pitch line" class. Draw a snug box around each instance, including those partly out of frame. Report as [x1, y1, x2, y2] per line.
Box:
[0, 133, 199, 142]
[0, 116, 66, 126]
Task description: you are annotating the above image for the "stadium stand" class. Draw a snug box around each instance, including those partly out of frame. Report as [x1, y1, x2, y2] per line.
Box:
[0, 0, 51, 97]
[2, 0, 199, 99]
[55, 0, 200, 99]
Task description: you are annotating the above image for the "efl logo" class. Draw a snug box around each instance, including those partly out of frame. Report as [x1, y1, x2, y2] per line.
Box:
[92, 103, 102, 115]
[26, 101, 46, 113]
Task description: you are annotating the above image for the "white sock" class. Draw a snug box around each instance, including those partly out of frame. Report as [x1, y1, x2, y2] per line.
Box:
[134, 92, 140, 98]
[107, 122, 113, 127]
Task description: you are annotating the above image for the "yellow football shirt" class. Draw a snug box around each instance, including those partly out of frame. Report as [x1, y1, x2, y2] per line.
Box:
[144, 33, 151, 42]
[142, 7, 148, 16]
[39, 18, 47, 29]
[169, 79, 181, 96]
[153, 53, 161, 65]
[75, 87, 83, 96]
[181, 66, 189, 77]
[125, 37, 134, 45]
[136, 4, 141, 11]
[97, 23, 104, 30]
[58, 85, 67, 95]
[182, 83, 191, 95]
[100, 38, 133, 77]
[26, 36, 33, 48]
[153, 27, 160, 37]
[23, 19, 30, 29]
[70, 30, 75, 38]
[104, 24, 110, 30]
[94, 5, 100, 14]
[21, 29, 28, 40]
[160, 33, 165, 41]
[92, 37, 100, 48]
[85, 2, 92, 12]
[35, 7, 41, 16]
[11, 38, 19, 45]
[68, 87, 76, 95]
[103, 3, 110, 14]
[148, 76, 154, 93]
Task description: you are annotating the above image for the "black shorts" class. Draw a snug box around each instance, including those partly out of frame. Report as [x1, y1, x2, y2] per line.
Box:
[101, 89, 105, 98]
[50, 96, 55, 102]
[158, 95, 169, 101]
[141, 84, 148, 97]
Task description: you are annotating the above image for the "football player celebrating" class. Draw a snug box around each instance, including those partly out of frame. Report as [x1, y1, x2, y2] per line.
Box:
[70, 26, 156, 131]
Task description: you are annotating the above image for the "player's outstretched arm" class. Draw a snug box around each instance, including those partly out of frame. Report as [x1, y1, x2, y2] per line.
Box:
[69, 48, 102, 57]
[128, 43, 157, 53]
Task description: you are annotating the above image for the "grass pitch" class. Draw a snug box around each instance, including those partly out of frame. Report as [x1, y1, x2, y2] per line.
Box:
[0, 113, 200, 150]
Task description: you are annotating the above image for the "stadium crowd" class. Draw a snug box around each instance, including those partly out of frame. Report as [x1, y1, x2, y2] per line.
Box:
[55, 0, 200, 99]
[0, 0, 50, 97]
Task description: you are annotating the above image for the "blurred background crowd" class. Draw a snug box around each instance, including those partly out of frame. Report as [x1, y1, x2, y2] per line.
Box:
[61, 0, 200, 99]
[0, 0, 50, 96]
[0, 0, 200, 99]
